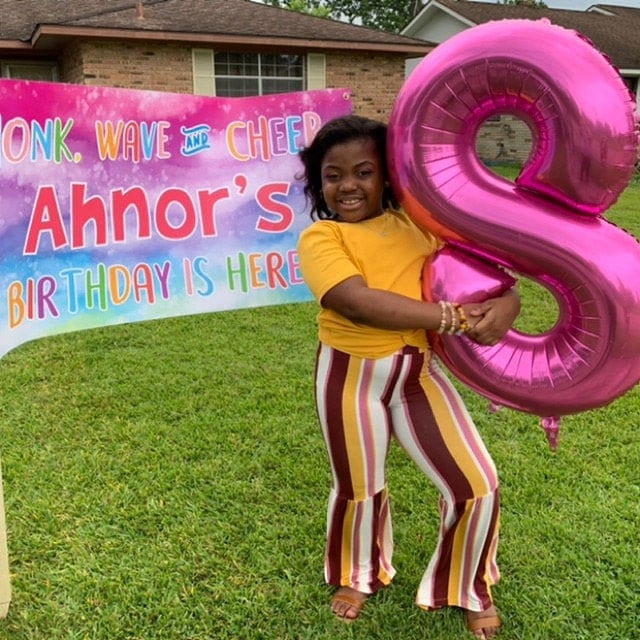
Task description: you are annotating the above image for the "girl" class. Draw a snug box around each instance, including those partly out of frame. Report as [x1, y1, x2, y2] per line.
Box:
[296, 115, 520, 639]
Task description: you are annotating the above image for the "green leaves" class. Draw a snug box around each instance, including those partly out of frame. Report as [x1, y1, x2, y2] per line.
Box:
[263, 0, 420, 32]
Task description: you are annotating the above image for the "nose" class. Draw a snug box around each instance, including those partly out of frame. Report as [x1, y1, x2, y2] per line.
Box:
[339, 174, 357, 191]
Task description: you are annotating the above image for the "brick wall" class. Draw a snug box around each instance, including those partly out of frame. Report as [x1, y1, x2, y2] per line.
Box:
[56, 40, 409, 122]
[325, 52, 408, 121]
[476, 116, 532, 166]
[58, 42, 84, 84]
[59, 40, 193, 93]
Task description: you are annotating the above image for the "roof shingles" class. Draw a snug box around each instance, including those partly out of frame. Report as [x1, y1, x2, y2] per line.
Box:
[0, 0, 430, 49]
[427, 0, 640, 68]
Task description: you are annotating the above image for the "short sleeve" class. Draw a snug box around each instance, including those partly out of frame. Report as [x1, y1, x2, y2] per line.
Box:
[297, 222, 361, 303]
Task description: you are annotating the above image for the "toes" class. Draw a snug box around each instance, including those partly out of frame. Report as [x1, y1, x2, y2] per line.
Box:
[330, 587, 367, 621]
[334, 603, 357, 619]
[331, 600, 351, 617]
[465, 606, 500, 638]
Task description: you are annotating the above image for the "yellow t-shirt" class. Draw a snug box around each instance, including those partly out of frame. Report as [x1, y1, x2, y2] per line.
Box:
[297, 209, 441, 359]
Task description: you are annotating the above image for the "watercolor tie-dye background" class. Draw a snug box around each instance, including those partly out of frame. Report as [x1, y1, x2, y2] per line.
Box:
[0, 81, 352, 357]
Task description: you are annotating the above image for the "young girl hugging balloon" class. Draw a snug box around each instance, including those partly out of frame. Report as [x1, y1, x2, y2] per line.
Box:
[297, 115, 520, 639]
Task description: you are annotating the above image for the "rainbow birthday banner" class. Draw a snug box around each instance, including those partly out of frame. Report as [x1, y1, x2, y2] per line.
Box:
[0, 81, 352, 357]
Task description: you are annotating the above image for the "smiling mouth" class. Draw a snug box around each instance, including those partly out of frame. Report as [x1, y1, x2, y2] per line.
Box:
[338, 197, 363, 208]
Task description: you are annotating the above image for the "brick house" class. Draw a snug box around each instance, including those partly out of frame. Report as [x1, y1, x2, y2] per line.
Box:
[0, 0, 432, 121]
[403, 0, 640, 165]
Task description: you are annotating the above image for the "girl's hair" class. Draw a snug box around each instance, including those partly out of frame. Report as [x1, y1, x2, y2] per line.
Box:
[298, 114, 399, 220]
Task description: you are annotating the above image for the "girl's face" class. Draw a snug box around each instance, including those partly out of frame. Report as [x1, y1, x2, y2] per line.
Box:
[320, 137, 385, 223]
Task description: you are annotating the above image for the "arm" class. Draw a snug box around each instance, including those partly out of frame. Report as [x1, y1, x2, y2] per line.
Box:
[321, 275, 442, 330]
[321, 275, 487, 334]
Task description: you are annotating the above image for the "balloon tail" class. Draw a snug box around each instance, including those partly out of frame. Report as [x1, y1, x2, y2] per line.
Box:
[540, 416, 561, 451]
[488, 401, 502, 414]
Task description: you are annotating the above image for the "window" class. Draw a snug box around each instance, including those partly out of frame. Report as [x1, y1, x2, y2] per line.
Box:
[215, 52, 304, 96]
[192, 49, 325, 97]
[622, 75, 638, 95]
[1, 61, 58, 81]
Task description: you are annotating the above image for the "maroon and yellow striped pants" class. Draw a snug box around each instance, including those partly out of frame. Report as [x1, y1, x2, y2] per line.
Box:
[315, 343, 500, 612]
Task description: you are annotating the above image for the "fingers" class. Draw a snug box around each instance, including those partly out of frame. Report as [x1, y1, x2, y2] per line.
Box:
[467, 303, 491, 317]
[467, 329, 500, 347]
[462, 299, 513, 346]
[466, 314, 503, 346]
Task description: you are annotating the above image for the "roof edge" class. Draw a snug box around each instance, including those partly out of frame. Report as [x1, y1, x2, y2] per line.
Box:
[403, 0, 477, 37]
[28, 24, 433, 55]
[0, 40, 32, 51]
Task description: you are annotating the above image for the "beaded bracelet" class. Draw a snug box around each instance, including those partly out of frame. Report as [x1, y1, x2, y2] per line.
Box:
[453, 303, 470, 335]
[447, 303, 459, 335]
[436, 301, 469, 336]
[437, 300, 448, 334]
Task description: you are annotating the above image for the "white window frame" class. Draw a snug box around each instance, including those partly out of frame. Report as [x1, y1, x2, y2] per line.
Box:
[620, 70, 640, 114]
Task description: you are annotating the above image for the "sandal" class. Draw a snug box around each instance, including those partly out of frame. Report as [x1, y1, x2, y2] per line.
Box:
[465, 608, 501, 638]
[331, 587, 367, 622]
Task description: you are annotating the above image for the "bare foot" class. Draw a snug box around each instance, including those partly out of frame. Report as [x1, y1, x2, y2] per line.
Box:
[465, 605, 501, 639]
[331, 586, 367, 621]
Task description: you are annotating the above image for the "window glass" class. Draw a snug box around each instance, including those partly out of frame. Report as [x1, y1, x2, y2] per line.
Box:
[262, 78, 302, 94]
[214, 52, 303, 96]
[215, 77, 260, 98]
[622, 76, 638, 94]
[1, 61, 58, 81]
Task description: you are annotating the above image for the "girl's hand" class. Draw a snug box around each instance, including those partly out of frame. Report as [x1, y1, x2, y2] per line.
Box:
[464, 289, 520, 346]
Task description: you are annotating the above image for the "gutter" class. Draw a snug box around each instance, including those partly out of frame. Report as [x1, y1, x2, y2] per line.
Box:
[0, 40, 32, 51]
[28, 24, 433, 56]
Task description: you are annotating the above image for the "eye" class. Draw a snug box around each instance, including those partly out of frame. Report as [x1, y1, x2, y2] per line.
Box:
[323, 172, 340, 183]
[358, 169, 374, 178]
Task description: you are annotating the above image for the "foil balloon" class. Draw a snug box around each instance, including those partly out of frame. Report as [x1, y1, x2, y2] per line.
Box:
[388, 19, 640, 446]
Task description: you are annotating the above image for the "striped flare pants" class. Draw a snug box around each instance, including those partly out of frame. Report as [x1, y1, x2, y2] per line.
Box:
[314, 343, 500, 612]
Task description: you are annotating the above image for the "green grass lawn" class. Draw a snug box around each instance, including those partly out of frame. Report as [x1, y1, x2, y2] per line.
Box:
[0, 171, 638, 639]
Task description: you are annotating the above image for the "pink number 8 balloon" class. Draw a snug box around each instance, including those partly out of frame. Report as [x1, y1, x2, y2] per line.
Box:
[388, 19, 640, 445]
